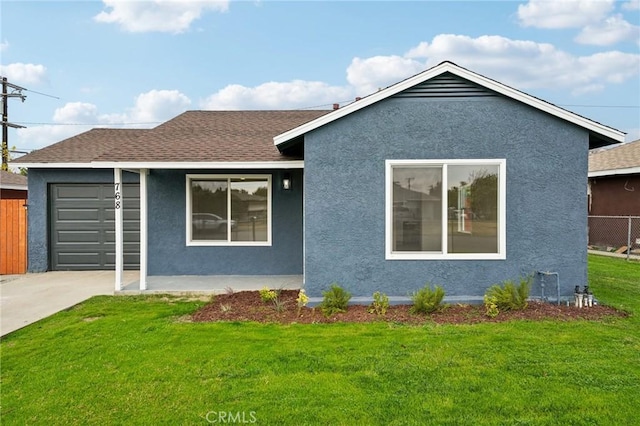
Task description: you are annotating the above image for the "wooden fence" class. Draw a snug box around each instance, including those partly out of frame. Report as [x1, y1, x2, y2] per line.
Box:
[1, 198, 28, 274]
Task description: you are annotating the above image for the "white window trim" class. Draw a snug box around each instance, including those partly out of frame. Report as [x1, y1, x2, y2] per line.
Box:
[385, 159, 506, 260]
[186, 174, 272, 247]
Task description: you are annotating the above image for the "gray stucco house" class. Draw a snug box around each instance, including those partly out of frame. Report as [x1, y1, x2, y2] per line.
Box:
[14, 62, 625, 301]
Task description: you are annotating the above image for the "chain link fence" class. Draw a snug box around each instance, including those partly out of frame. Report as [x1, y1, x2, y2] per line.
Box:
[588, 215, 640, 260]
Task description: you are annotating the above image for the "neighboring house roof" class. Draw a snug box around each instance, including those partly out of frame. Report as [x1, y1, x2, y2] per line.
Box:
[0, 170, 28, 191]
[589, 139, 640, 177]
[274, 61, 625, 149]
[15, 111, 329, 169]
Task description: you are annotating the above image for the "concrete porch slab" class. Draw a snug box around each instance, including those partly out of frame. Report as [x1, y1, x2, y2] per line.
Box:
[116, 275, 303, 296]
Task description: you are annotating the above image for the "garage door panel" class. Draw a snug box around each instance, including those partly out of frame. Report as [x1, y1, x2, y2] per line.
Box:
[57, 230, 101, 243]
[57, 208, 101, 222]
[55, 185, 102, 200]
[56, 252, 103, 270]
[50, 183, 140, 270]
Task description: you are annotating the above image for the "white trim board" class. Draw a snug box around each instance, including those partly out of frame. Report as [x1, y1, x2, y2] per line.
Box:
[274, 61, 625, 147]
[16, 161, 304, 170]
[589, 167, 640, 178]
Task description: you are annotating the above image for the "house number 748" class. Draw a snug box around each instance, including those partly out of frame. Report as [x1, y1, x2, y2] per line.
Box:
[114, 183, 121, 210]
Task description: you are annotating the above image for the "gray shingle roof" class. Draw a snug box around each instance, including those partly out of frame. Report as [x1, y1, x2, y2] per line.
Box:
[589, 139, 640, 174]
[12, 128, 146, 164]
[94, 110, 329, 163]
[13, 110, 330, 165]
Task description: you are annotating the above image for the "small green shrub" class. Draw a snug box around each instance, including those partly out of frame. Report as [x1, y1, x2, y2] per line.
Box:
[483, 295, 499, 318]
[368, 291, 390, 316]
[410, 284, 445, 314]
[320, 283, 352, 317]
[259, 286, 277, 303]
[484, 275, 531, 313]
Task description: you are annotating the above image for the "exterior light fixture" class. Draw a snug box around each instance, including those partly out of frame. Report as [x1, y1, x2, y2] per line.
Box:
[282, 173, 291, 190]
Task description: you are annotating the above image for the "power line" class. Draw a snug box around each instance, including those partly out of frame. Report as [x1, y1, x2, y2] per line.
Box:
[24, 88, 60, 99]
[558, 104, 639, 109]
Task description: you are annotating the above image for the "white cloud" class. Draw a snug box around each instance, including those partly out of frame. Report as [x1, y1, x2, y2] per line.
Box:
[403, 34, 640, 94]
[94, 0, 229, 33]
[575, 14, 640, 45]
[517, 0, 614, 29]
[622, 0, 640, 11]
[16, 89, 191, 150]
[0, 63, 47, 85]
[52, 102, 100, 124]
[0, 40, 8, 52]
[201, 80, 354, 110]
[200, 33, 639, 110]
[346, 56, 424, 95]
[123, 89, 192, 122]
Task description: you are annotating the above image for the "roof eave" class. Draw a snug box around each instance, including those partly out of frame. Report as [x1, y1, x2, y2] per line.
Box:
[273, 61, 626, 146]
[14, 161, 305, 169]
[0, 184, 28, 191]
[589, 166, 640, 177]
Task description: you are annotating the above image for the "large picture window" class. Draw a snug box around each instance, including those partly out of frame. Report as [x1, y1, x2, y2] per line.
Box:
[386, 160, 505, 260]
[187, 175, 271, 246]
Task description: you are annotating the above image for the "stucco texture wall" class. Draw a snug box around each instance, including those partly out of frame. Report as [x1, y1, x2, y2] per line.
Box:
[303, 95, 590, 300]
[26, 169, 139, 272]
[147, 169, 303, 275]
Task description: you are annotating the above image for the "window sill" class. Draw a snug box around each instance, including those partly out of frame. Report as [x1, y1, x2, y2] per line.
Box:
[187, 241, 272, 247]
[386, 252, 506, 260]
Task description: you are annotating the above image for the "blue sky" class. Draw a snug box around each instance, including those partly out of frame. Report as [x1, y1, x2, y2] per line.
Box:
[2, 0, 639, 156]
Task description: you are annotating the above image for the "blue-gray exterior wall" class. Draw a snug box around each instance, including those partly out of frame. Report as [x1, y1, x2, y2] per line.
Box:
[26, 169, 140, 272]
[147, 169, 303, 275]
[27, 168, 303, 275]
[303, 95, 589, 299]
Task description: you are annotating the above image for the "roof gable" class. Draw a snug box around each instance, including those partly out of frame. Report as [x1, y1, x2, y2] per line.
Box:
[273, 61, 625, 148]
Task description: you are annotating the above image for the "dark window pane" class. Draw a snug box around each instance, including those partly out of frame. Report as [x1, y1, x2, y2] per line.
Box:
[447, 165, 499, 253]
[191, 180, 228, 241]
[392, 167, 442, 252]
[230, 179, 268, 242]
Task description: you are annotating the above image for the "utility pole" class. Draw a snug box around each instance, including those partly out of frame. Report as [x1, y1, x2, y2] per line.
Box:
[1, 77, 27, 171]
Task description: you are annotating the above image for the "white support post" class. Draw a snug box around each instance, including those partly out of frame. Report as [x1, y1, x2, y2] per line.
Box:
[114, 168, 124, 291]
[139, 169, 148, 290]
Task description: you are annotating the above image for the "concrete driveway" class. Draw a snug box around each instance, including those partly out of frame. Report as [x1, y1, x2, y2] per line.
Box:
[1, 271, 135, 336]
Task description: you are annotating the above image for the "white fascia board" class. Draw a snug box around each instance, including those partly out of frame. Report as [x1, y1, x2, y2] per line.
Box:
[0, 183, 28, 191]
[274, 62, 625, 146]
[13, 161, 304, 169]
[11, 162, 95, 168]
[451, 66, 626, 143]
[92, 161, 304, 169]
[589, 167, 640, 177]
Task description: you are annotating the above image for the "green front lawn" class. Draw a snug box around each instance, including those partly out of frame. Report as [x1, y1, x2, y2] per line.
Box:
[2, 255, 639, 425]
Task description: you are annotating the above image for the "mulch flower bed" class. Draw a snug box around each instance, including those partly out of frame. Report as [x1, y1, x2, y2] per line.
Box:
[191, 290, 627, 325]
